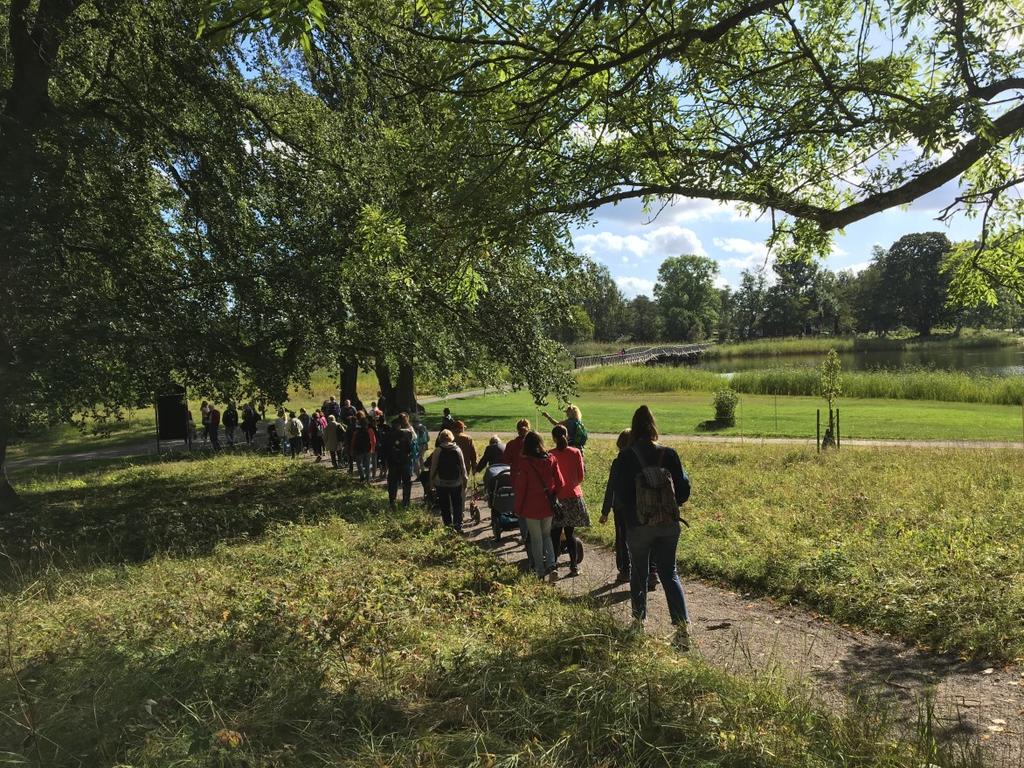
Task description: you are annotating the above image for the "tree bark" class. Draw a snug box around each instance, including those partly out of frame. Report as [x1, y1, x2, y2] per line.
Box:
[340, 361, 359, 407]
[373, 358, 394, 416]
[0, 427, 18, 511]
[393, 360, 417, 416]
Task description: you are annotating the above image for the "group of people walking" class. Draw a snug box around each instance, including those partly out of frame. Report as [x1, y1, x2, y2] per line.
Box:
[503, 404, 691, 647]
[193, 401, 260, 450]
[191, 395, 692, 648]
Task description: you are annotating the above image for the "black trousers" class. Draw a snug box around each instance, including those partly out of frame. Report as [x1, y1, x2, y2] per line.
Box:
[552, 526, 579, 567]
[436, 485, 464, 530]
[387, 464, 412, 507]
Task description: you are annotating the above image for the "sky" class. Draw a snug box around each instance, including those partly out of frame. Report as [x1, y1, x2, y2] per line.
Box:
[571, 180, 980, 298]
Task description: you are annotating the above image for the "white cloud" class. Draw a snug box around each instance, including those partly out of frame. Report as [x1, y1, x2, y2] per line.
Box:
[615, 276, 656, 298]
[575, 226, 705, 261]
[575, 231, 652, 259]
[668, 197, 746, 223]
[843, 260, 872, 274]
[713, 237, 771, 271]
[647, 225, 706, 257]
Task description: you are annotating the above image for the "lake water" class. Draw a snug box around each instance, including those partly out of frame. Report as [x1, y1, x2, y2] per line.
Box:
[695, 345, 1024, 376]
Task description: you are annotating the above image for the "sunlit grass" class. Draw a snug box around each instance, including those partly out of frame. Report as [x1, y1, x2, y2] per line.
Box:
[0, 455, 975, 767]
[579, 440, 1024, 660]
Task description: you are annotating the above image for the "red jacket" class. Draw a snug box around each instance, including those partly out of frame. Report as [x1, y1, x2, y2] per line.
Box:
[550, 446, 584, 499]
[502, 435, 526, 480]
[513, 454, 565, 520]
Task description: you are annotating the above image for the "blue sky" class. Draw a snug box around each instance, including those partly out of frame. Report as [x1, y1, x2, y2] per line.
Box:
[571, 180, 979, 297]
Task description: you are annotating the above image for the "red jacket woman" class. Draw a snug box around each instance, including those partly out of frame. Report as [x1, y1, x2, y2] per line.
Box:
[513, 431, 565, 581]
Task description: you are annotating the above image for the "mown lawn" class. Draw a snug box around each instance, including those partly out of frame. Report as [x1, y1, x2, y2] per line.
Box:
[0, 456, 970, 767]
[577, 440, 1024, 661]
[437, 389, 1024, 443]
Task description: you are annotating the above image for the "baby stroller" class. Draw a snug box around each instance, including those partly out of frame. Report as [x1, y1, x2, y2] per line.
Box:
[484, 464, 519, 540]
[266, 424, 281, 454]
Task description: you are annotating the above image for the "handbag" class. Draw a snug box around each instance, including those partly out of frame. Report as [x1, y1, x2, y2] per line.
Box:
[527, 456, 564, 517]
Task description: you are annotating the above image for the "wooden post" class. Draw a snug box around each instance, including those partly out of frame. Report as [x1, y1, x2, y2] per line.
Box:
[774, 395, 778, 434]
[836, 408, 841, 450]
[816, 409, 821, 453]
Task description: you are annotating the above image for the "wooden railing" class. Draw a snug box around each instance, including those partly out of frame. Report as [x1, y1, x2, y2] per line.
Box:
[573, 343, 714, 369]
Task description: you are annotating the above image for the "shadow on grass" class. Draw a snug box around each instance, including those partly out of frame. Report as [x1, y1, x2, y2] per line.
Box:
[0, 455, 379, 584]
[0, 602, 981, 768]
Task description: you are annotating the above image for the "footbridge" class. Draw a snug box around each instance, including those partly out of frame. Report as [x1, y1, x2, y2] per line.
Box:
[573, 343, 714, 370]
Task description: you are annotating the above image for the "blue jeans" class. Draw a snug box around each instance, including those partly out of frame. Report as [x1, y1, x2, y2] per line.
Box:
[525, 517, 555, 579]
[356, 452, 372, 481]
[626, 521, 689, 624]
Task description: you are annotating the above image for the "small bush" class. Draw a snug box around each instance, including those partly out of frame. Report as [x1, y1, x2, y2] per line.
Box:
[713, 388, 738, 426]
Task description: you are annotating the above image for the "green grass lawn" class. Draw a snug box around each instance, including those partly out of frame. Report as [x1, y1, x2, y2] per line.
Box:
[0, 456, 969, 767]
[435, 389, 1024, 443]
[577, 440, 1024, 661]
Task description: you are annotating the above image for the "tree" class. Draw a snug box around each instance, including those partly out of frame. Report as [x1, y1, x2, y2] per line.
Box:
[819, 349, 843, 446]
[654, 255, 720, 342]
[880, 233, 953, 336]
[0, 2, 329, 501]
[577, 260, 629, 342]
[731, 270, 768, 340]
[625, 295, 663, 342]
[371, 0, 1024, 300]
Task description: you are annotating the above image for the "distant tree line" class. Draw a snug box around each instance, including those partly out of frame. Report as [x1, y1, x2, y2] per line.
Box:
[555, 233, 1024, 345]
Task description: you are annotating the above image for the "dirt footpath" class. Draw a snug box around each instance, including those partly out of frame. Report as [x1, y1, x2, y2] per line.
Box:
[456, 501, 1024, 766]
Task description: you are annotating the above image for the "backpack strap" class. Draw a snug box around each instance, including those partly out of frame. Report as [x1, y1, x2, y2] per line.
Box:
[631, 444, 664, 469]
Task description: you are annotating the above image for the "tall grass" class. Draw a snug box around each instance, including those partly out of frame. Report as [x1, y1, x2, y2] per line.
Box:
[578, 364, 1024, 405]
[709, 331, 1020, 358]
[581, 441, 1024, 661]
[0, 456, 975, 767]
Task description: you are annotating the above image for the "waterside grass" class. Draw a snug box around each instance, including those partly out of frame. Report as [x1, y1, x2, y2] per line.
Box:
[0, 455, 975, 767]
[576, 364, 1024, 405]
[580, 441, 1024, 661]
[708, 331, 1021, 358]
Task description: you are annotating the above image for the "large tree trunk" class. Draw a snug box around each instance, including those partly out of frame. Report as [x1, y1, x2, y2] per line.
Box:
[340, 361, 359, 407]
[0, 428, 18, 511]
[393, 360, 417, 416]
[373, 358, 395, 416]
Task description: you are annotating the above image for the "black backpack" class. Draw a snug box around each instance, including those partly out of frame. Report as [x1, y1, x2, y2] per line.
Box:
[353, 427, 371, 453]
[435, 446, 462, 484]
[387, 429, 413, 466]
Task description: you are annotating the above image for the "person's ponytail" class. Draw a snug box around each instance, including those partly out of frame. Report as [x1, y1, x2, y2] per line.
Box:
[552, 425, 569, 450]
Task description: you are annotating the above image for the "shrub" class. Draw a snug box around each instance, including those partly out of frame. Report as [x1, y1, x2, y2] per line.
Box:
[713, 388, 739, 426]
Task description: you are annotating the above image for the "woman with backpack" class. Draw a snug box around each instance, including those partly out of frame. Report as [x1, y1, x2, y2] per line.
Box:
[429, 429, 468, 531]
[549, 425, 590, 576]
[600, 430, 659, 587]
[351, 411, 377, 481]
[385, 413, 417, 510]
[513, 431, 566, 582]
[613, 406, 692, 649]
[541, 404, 588, 451]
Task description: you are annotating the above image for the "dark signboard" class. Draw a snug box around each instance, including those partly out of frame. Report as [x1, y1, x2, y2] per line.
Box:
[156, 385, 189, 441]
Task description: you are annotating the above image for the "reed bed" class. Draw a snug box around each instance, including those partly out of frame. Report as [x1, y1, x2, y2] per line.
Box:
[577, 364, 1024, 405]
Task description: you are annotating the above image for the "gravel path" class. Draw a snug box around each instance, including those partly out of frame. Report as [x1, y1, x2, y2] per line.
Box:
[451, 491, 1024, 766]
